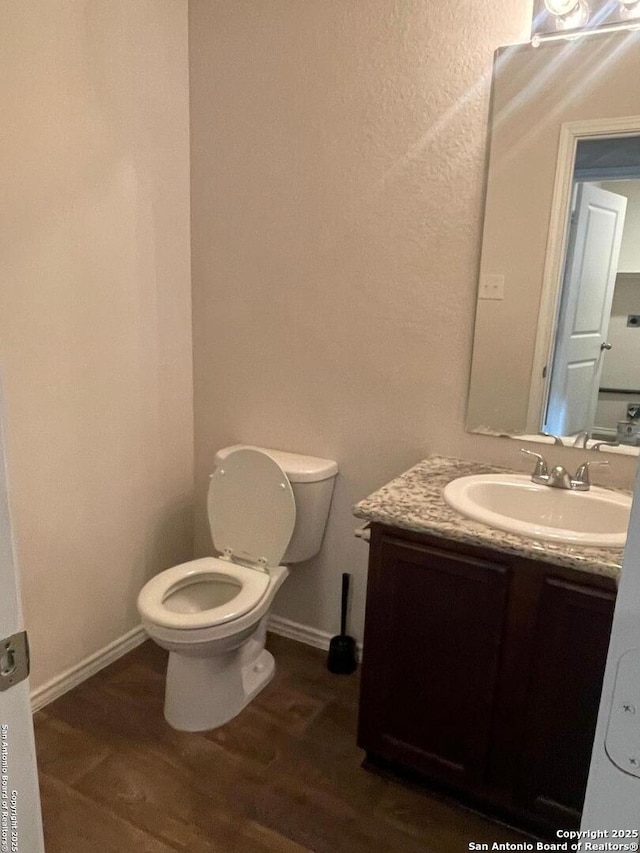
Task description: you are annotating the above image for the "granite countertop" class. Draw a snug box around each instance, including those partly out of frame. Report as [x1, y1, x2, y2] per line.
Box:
[353, 455, 625, 581]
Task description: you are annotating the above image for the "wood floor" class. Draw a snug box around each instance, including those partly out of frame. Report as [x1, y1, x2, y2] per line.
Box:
[34, 635, 534, 852]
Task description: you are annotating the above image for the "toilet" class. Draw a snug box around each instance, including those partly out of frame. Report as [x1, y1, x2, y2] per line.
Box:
[137, 445, 338, 731]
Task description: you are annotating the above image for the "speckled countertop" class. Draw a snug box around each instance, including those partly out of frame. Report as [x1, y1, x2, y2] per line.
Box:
[353, 456, 625, 581]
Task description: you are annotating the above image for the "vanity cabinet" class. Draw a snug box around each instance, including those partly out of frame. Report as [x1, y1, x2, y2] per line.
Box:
[358, 524, 616, 837]
[515, 577, 616, 825]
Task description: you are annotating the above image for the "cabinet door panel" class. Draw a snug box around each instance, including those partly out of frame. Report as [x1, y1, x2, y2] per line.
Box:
[517, 577, 615, 824]
[359, 534, 509, 787]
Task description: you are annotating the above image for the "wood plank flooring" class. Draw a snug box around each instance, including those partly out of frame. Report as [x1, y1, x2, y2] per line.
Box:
[34, 635, 534, 852]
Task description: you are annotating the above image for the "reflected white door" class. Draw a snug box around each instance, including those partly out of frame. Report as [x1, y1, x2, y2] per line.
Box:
[0, 388, 45, 852]
[582, 459, 640, 829]
[545, 183, 627, 436]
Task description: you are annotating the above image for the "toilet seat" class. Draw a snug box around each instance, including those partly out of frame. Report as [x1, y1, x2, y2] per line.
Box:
[137, 557, 270, 630]
[139, 449, 298, 634]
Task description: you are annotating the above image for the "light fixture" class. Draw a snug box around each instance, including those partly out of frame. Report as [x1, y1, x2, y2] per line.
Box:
[532, 19, 640, 43]
[533, 0, 640, 40]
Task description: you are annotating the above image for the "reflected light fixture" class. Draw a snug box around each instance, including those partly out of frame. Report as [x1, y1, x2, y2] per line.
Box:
[533, 0, 640, 41]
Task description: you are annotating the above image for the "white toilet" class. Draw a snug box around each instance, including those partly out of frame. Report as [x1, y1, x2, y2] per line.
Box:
[137, 445, 338, 732]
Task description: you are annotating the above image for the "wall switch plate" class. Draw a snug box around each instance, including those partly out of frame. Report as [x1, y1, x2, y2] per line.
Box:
[479, 274, 505, 301]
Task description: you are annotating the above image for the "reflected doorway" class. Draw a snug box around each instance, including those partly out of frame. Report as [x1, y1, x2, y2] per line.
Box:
[542, 136, 640, 444]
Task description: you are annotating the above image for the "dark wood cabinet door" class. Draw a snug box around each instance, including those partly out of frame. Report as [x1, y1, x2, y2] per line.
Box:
[358, 531, 510, 789]
[516, 576, 615, 826]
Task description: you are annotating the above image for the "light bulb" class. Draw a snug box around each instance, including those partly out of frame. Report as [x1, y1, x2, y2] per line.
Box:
[620, 0, 640, 16]
[544, 0, 581, 15]
[552, 0, 590, 28]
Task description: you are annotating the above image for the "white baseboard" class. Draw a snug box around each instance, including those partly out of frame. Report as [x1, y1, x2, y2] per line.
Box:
[268, 614, 363, 660]
[31, 616, 361, 713]
[30, 625, 148, 712]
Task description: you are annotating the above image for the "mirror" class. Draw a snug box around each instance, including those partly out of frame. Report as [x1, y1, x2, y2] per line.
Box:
[466, 30, 640, 451]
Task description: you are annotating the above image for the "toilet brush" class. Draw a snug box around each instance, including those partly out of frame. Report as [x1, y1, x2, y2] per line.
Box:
[327, 573, 358, 674]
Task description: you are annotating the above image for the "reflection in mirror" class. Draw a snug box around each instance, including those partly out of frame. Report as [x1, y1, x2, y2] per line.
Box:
[466, 32, 640, 453]
[543, 139, 640, 444]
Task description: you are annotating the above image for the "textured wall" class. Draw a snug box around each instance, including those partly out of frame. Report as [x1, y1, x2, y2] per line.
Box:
[1, 0, 193, 689]
[189, 0, 638, 643]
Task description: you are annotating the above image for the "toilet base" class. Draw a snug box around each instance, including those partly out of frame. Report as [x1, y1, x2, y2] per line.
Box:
[163, 646, 275, 732]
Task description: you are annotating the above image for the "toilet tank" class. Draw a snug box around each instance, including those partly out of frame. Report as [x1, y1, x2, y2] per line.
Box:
[213, 445, 338, 564]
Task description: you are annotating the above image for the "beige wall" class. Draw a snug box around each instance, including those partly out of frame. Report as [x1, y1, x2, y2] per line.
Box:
[1, 0, 193, 690]
[189, 0, 637, 644]
[610, 181, 640, 273]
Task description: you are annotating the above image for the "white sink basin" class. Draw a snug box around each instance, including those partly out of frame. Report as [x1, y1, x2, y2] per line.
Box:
[442, 474, 631, 548]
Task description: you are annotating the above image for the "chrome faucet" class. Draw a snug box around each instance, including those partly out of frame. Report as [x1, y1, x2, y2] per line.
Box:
[539, 431, 591, 449]
[520, 449, 609, 491]
[540, 430, 591, 449]
[572, 431, 590, 449]
[547, 465, 573, 489]
[540, 432, 565, 446]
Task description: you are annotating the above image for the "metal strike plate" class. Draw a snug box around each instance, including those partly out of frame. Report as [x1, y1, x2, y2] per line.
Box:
[0, 631, 30, 692]
[606, 648, 640, 777]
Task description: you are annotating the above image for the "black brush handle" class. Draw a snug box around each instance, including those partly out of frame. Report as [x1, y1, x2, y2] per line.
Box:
[341, 573, 350, 636]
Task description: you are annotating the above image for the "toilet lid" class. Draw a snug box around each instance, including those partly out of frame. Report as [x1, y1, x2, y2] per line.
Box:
[208, 448, 296, 568]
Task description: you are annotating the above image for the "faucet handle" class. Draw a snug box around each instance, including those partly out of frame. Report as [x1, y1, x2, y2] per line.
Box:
[540, 432, 565, 446]
[520, 448, 549, 481]
[593, 441, 619, 451]
[573, 460, 609, 490]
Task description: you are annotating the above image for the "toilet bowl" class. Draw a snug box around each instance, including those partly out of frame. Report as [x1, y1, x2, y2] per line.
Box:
[137, 445, 337, 731]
